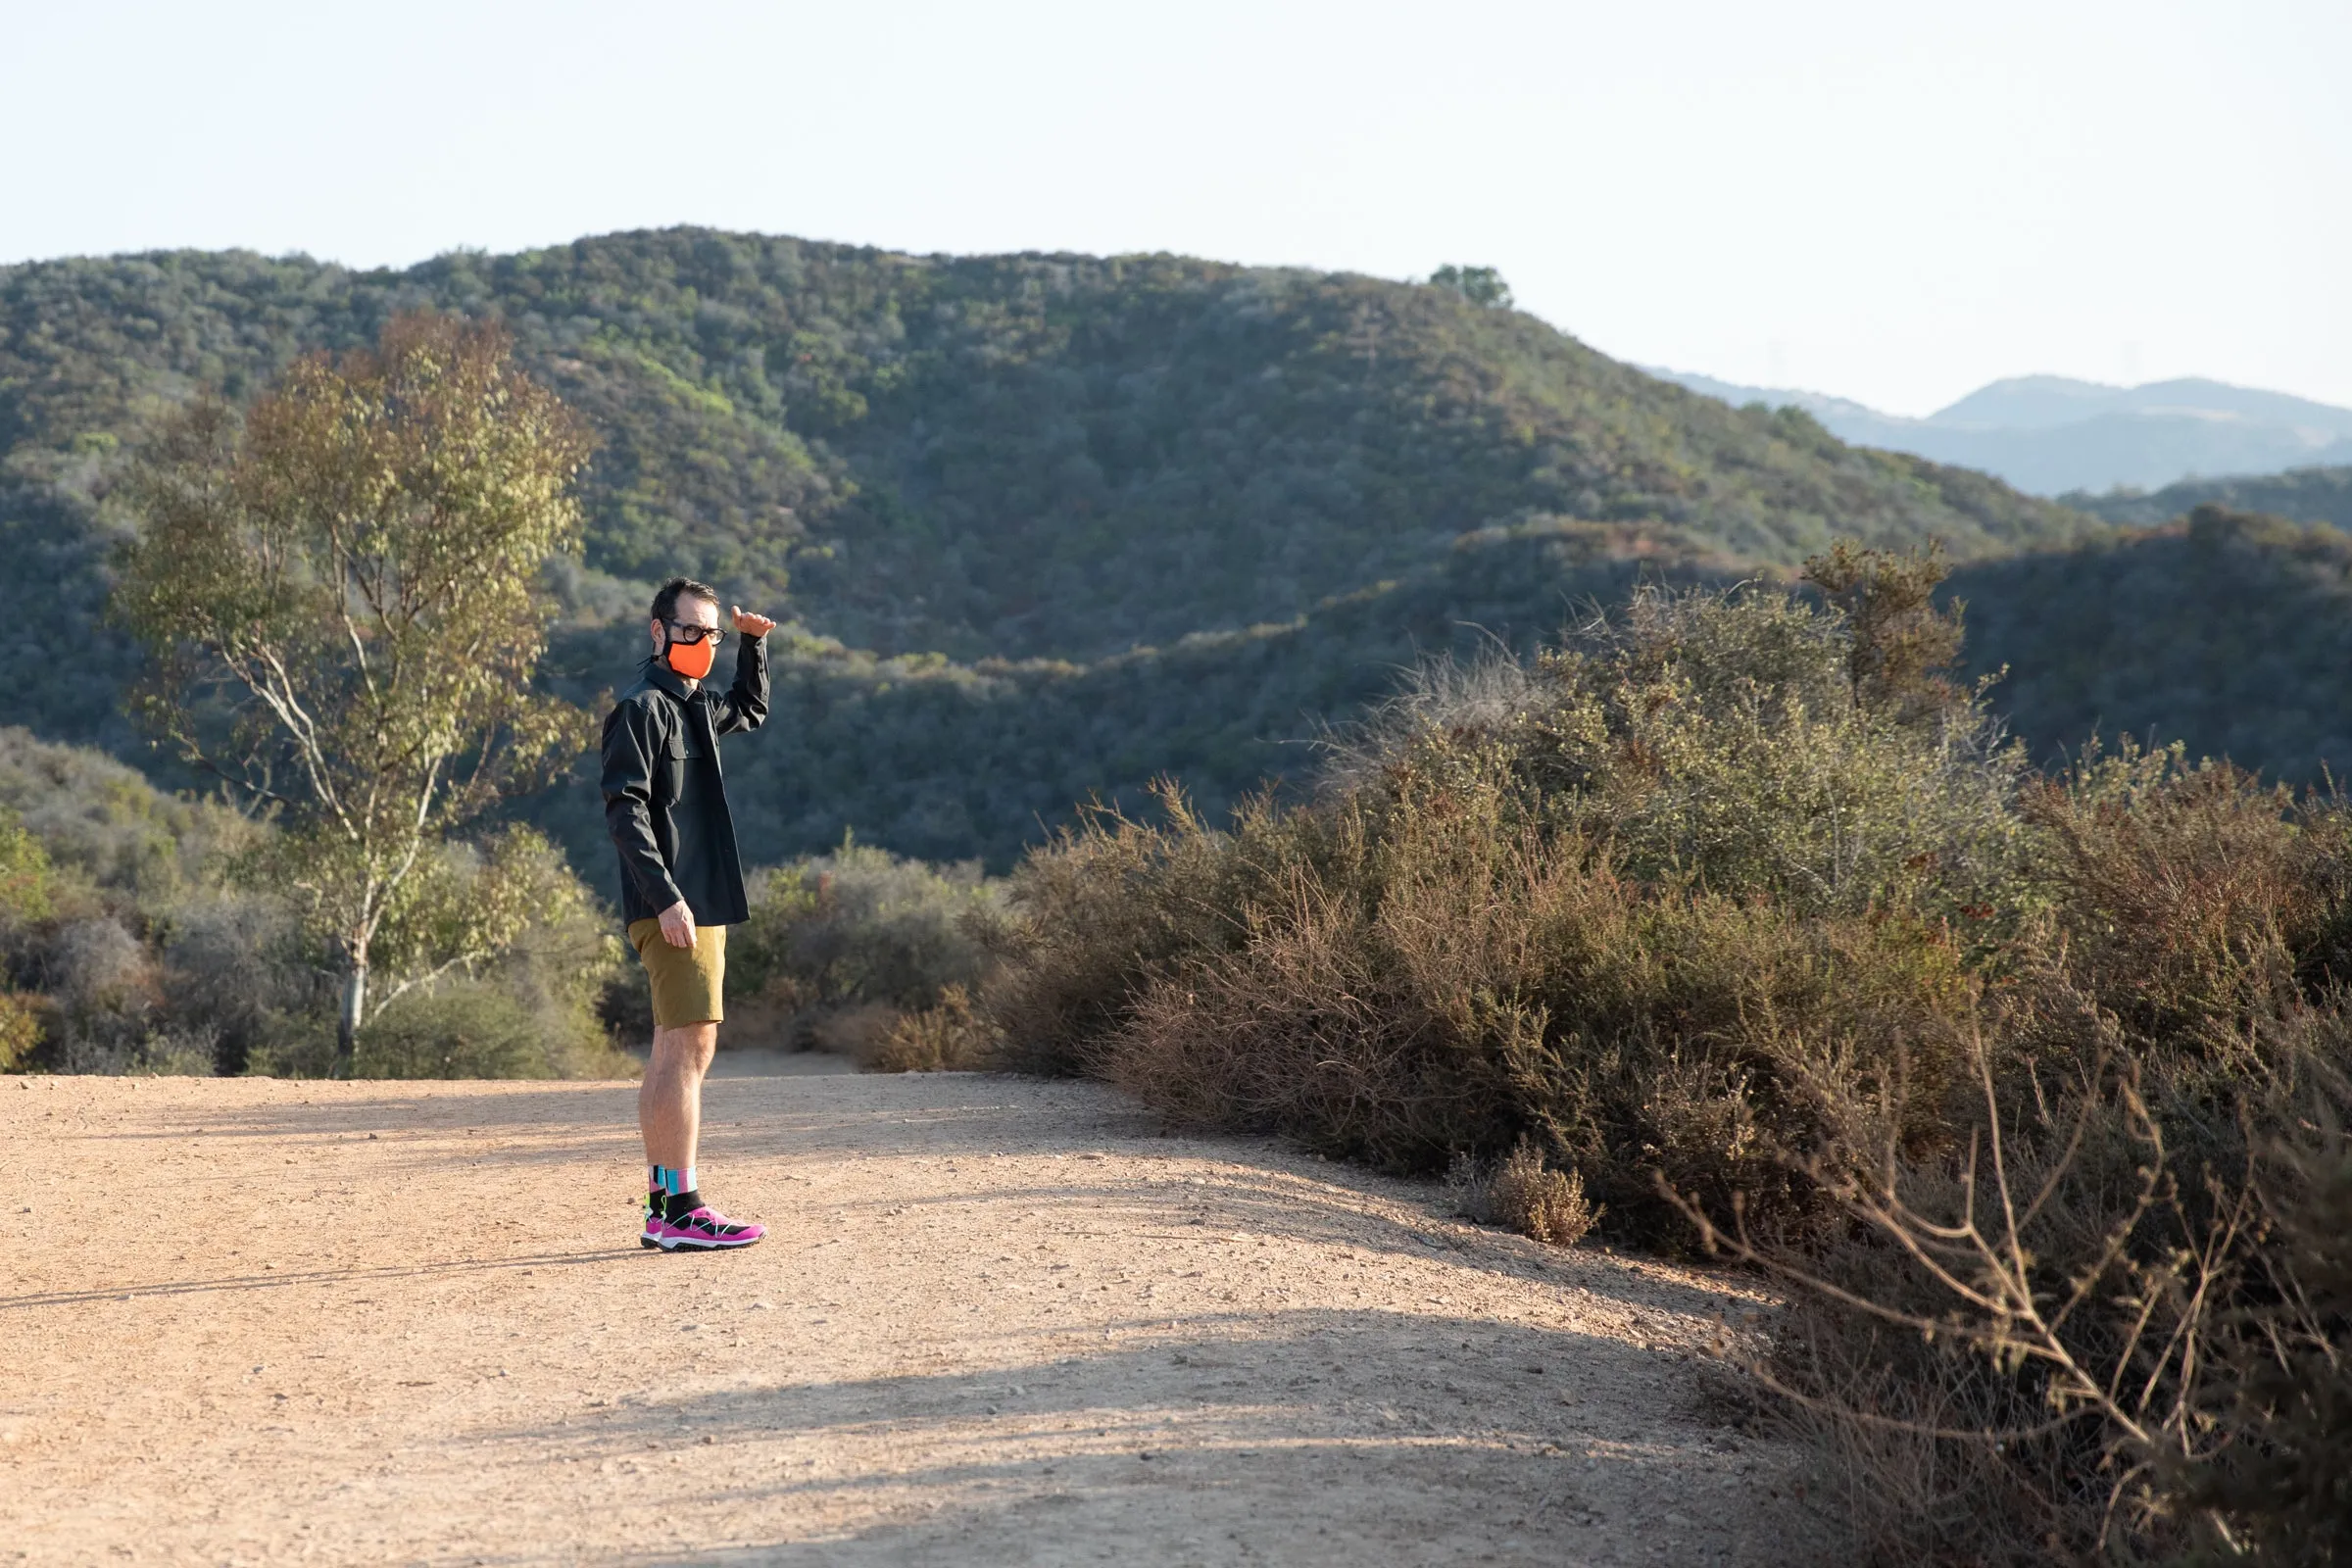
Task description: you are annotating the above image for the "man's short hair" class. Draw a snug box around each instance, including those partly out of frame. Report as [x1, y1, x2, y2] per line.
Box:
[652, 576, 720, 624]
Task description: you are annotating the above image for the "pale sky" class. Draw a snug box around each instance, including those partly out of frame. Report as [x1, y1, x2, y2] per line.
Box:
[5, 0, 2345, 416]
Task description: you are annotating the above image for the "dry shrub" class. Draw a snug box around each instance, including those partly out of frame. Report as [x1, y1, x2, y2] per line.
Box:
[807, 1002, 899, 1063]
[1763, 1305, 2090, 1563]
[1684, 1001, 2352, 1565]
[988, 557, 2352, 1557]
[1103, 777, 1974, 1244]
[1101, 804, 1556, 1168]
[865, 985, 996, 1072]
[2167, 1042, 2352, 1563]
[1017, 574, 2014, 1219]
[799, 987, 997, 1072]
[1694, 1055, 2183, 1562]
[1095, 782, 1612, 1167]
[1449, 1141, 1600, 1246]
[985, 781, 1345, 1075]
[2024, 744, 2328, 1051]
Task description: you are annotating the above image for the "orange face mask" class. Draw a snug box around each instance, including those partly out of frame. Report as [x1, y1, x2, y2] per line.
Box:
[665, 634, 715, 681]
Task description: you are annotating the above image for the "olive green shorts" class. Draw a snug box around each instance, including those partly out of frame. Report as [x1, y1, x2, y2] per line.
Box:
[627, 918, 727, 1029]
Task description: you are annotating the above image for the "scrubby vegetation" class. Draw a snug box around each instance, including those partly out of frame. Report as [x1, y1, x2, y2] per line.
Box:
[0, 231, 2083, 666]
[2067, 463, 2352, 529]
[1950, 503, 2352, 785]
[974, 544, 2352, 1563]
[0, 728, 628, 1080]
[647, 840, 1006, 1070]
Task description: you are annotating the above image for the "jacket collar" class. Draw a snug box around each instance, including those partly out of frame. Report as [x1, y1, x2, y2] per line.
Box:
[639, 656, 703, 706]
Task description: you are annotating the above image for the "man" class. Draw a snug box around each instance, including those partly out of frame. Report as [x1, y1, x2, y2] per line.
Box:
[602, 575, 777, 1250]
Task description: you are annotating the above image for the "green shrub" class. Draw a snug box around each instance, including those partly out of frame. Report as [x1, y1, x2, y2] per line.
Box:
[865, 985, 996, 1072]
[0, 990, 39, 1070]
[1324, 575, 2033, 929]
[706, 839, 1011, 1063]
[0, 743, 628, 1081]
[731, 840, 1005, 1016]
[355, 984, 552, 1079]
[0, 727, 255, 900]
[352, 980, 634, 1080]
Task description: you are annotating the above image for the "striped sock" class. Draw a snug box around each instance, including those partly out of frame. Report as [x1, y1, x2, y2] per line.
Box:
[650, 1163, 695, 1199]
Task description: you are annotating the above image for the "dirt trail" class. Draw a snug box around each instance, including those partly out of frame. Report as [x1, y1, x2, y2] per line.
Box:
[5, 1070, 1815, 1566]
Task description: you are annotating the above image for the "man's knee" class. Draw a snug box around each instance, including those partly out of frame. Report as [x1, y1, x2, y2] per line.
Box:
[651, 1021, 718, 1076]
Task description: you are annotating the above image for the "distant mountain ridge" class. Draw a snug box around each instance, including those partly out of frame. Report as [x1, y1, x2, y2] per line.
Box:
[1650, 368, 2352, 496]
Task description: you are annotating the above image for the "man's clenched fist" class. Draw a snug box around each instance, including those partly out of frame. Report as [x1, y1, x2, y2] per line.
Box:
[731, 606, 776, 638]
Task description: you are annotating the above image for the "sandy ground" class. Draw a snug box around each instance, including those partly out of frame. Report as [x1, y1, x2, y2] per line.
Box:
[4, 1068, 1820, 1567]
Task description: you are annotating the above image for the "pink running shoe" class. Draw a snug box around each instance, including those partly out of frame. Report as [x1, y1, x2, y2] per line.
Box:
[643, 1203, 765, 1251]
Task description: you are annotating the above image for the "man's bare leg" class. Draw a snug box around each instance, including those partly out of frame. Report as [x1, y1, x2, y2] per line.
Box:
[640, 1021, 718, 1176]
[635, 1019, 760, 1248]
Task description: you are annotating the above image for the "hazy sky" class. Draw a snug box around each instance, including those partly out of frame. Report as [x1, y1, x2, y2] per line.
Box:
[5, 0, 2345, 416]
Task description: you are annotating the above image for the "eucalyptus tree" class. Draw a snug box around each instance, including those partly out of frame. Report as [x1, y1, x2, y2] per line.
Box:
[116, 314, 597, 1069]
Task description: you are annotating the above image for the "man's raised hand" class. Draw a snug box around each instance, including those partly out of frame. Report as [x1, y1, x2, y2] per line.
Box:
[731, 606, 776, 638]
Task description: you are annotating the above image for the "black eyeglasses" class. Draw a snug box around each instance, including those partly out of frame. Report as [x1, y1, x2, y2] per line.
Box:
[664, 621, 728, 646]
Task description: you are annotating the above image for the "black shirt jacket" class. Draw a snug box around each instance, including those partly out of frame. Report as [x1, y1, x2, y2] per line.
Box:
[600, 633, 769, 927]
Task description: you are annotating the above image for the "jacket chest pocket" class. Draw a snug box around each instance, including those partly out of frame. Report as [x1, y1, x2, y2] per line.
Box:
[662, 728, 703, 798]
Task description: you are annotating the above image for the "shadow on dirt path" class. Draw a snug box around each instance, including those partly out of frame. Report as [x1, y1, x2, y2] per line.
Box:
[5, 1073, 1823, 1566]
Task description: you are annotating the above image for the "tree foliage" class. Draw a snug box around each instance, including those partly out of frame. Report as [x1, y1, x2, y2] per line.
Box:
[1801, 538, 1969, 719]
[1428, 264, 1513, 308]
[2064, 464, 2352, 530]
[113, 314, 595, 1062]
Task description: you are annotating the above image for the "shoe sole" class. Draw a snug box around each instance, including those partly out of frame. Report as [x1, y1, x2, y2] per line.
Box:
[640, 1232, 762, 1251]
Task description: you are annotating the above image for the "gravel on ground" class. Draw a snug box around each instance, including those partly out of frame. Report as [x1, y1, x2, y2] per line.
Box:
[4, 1070, 1816, 1566]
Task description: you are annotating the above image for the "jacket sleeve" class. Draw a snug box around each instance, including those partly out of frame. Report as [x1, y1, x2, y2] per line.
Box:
[601, 700, 684, 913]
[710, 631, 770, 737]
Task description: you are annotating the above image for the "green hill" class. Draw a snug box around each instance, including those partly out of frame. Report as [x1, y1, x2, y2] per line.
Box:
[4, 229, 2087, 664]
[0, 226, 2140, 874]
[526, 518, 1739, 869]
[1949, 505, 2352, 784]
[0, 226, 2110, 873]
[2062, 465, 2352, 530]
[541, 503, 2352, 875]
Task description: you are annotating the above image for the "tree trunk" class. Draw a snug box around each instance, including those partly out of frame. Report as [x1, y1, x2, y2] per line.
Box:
[335, 960, 368, 1075]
